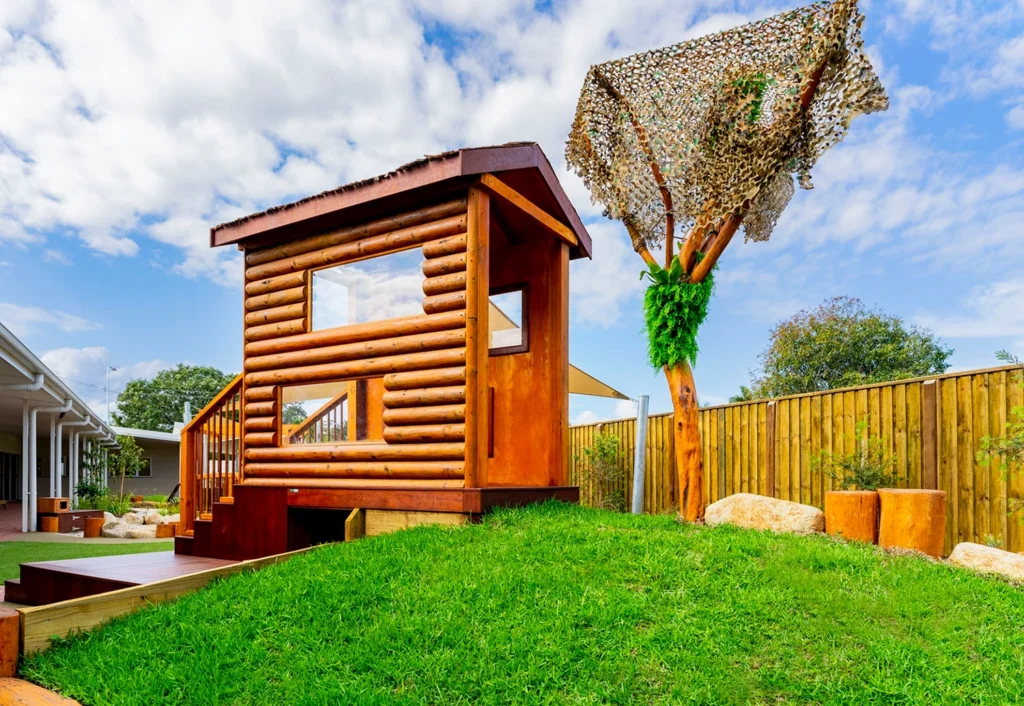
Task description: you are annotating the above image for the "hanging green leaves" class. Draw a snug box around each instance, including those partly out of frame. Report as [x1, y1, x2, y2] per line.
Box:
[642, 255, 715, 369]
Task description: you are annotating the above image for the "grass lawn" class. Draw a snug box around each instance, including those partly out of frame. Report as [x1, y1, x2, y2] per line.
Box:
[1, 541, 173, 581]
[21, 504, 1024, 705]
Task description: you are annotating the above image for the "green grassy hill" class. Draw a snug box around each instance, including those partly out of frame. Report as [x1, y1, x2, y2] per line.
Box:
[22, 504, 1024, 705]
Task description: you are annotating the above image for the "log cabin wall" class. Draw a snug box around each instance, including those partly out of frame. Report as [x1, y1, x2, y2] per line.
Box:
[487, 226, 569, 487]
[238, 196, 478, 489]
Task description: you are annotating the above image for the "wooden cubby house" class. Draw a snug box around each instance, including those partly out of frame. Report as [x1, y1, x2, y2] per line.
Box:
[176, 143, 592, 560]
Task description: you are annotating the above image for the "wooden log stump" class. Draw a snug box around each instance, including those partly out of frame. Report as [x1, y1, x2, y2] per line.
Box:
[0, 609, 18, 678]
[155, 523, 178, 539]
[40, 516, 59, 533]
[878, 489, 946, 558]
[824, 491, 879, 544]
[83, 517, 104, 539]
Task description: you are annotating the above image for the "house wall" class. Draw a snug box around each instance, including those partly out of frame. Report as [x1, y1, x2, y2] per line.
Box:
[239, 195, 474, 488]
[110, 438, 180, 498]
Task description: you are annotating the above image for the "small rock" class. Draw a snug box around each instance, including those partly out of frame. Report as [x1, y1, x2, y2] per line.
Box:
[144, 510, 163, 525]
[102, 524, 128, 538]
[949, 542, 1024, 582]
[122, 512, 143, 525]
[125, 525, 158, 539]
[705, 493, 824, 535]
[103, 512, 118, 524]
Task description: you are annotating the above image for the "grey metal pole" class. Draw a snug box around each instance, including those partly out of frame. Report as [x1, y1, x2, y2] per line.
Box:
[631, 395, 650, 515]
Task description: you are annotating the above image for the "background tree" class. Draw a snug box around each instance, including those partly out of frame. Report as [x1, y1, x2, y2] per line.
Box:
[111, 434, 146, 498]
[113, 364, 236, 432]
[729, 386, 754, 403]
[752, 297, 952, 398]
[282, 402, 307, 425]
[997, 349, 1022, 366]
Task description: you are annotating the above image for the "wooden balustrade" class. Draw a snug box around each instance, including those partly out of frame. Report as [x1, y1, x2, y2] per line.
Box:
[180, 374, 243, 535]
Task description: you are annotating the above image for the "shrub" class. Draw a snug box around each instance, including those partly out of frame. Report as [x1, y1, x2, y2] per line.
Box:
[810, 422, 900, 491]
[575, 433, 627, 512]
[978, 400, 1024, 515]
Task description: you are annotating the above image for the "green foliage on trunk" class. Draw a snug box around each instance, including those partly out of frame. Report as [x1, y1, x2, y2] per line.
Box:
[641, 256, 715, 369]
[113, 364, 236, 432]
[753, 296, 952, 397]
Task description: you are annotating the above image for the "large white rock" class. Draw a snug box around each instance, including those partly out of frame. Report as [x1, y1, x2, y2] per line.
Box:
[103, 512, 118, 525]
[122, 512, 143, 525]
[164, 513, 180, 524]
[144, 510, 164, 525]
[949, 542, 1024, 582]
[102, 523, 128, 538]
[125, 524, 158, 539]
[705, 493, 825, 535]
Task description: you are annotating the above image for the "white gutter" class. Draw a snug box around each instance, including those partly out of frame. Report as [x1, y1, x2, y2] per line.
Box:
[0, 372, 44, 392]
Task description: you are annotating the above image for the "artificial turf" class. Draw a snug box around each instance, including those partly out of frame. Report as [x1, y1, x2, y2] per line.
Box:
[21, 503, 1024, 705]
[0, 540, 173, 581]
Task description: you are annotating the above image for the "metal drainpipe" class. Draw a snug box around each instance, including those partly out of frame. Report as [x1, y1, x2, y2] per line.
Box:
[28, 398, 72, 531]
[63, 416, 92, 506]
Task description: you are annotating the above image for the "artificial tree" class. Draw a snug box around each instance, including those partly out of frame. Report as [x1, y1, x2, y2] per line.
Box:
[567, 0, 888, 520]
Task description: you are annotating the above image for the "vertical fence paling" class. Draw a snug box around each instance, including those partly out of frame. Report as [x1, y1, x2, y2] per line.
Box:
[569, 365, 1024, 554]
[180, 376, 243, 535]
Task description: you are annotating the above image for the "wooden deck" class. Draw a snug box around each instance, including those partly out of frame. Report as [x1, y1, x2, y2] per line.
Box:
[5, 552, 237, 607]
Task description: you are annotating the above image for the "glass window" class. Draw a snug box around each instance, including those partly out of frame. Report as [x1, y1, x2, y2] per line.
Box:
[312, 248, 425, 330]
[134, 458, 153, 478]
[281, 379, 385, 445]
[489, 285, 528, 354]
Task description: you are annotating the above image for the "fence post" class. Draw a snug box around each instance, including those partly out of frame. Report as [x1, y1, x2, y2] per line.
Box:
[631, 396, 649, 514]
[766, 401, 777, 498]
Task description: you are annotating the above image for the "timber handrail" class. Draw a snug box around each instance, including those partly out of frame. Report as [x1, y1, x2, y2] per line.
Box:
[180, 374, 243, 535]
[287, 389, 347, 444]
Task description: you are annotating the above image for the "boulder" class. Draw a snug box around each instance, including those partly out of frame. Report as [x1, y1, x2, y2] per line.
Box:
[103, 512, 118, 525]
[125, 525, 158, 539]
[122, 512, 143, 525]
[705, 493, 824, 535]
[164, 513, 180, 524]
[144, 510, 164, 525]
[102, 523, 128, 538]
[948, 543, 1024, 582]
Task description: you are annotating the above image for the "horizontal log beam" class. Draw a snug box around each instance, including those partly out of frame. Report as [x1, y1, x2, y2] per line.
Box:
[244, 416, 276, 432]
[244, 271, 308, 297]
[244, 311, 465, 357]
[245, 198, 467, 267]
[244, 386, 277, 402]
[383, 367, 466, 391]
[244, 461, 464, 479]
[382, 404, 465, 426]
[244, 285, 306, 312]
[244, 349, 466, 387]
[244, 400, 276, 417]
[244, 431, 278, 446]
[247, 215, 467, 281]
[244, 302, 307, 327]
[381, 386, 465, 408]
[423, 291, 466, 314]
[243, 478, 465, 490]
[422, 233, 467, 259]
[245, 319, 306, 342]
[422, 252, 467, 278]
[246, 442, 465, 462]
[422, 272, 467, 297]
[383, 424, 465, 443]
[245, 329, 466, 373]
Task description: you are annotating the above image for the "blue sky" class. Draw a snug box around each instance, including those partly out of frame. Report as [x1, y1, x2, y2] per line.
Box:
[1, 0, 1022, 425]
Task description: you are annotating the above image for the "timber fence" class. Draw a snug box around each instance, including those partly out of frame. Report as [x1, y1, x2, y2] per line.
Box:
[569, 364, 1024, 555]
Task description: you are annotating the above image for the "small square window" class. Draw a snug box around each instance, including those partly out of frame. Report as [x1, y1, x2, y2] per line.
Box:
[489, 284, 528, 355]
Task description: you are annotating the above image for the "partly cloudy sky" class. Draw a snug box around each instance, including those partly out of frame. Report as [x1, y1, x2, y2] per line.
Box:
[1, 0, 1022, 424]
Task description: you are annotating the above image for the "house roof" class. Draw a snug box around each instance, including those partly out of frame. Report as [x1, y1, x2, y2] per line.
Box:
[111, 426, 180, 444]
[210, 143, 593, 259]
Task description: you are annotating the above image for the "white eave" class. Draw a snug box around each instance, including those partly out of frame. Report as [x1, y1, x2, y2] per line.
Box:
[111, 425, 180, 444]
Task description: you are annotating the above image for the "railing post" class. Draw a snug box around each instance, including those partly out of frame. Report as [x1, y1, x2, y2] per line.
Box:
[631, 396, 650, 514]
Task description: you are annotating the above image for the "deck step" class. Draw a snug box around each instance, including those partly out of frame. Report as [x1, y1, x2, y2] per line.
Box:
[2, 579, 28, 605]
[174, 534, 195, 556]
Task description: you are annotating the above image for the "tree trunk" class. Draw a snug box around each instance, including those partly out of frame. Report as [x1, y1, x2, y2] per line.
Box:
[665, 361, 703, 521]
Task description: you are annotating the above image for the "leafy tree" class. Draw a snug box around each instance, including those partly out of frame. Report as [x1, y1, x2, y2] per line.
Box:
[111, 434, 146, 499]
[997, 349, 1022, 366]
[729, 386, 754, 403]
[113, 364, 236, 432]
[752, 297, 952, 398]
[282, 402, 307, 426]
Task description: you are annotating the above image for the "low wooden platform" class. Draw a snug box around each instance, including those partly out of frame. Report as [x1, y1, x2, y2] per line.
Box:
[5, 552, 236, 607]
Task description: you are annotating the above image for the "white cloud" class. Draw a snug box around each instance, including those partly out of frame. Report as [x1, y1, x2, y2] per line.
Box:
[0, 302, 99, 338]
[42, 248, 71, 265]
[571, 398, 638, 426]
[916, 277, 1024, 339]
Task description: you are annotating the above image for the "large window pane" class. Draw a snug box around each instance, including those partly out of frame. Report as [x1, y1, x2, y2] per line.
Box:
[312, 248, 425, 330]
[489, 285, 527, 354]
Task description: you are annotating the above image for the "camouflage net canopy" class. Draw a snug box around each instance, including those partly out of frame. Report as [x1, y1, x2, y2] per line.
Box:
[566, 0, 888, 250]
